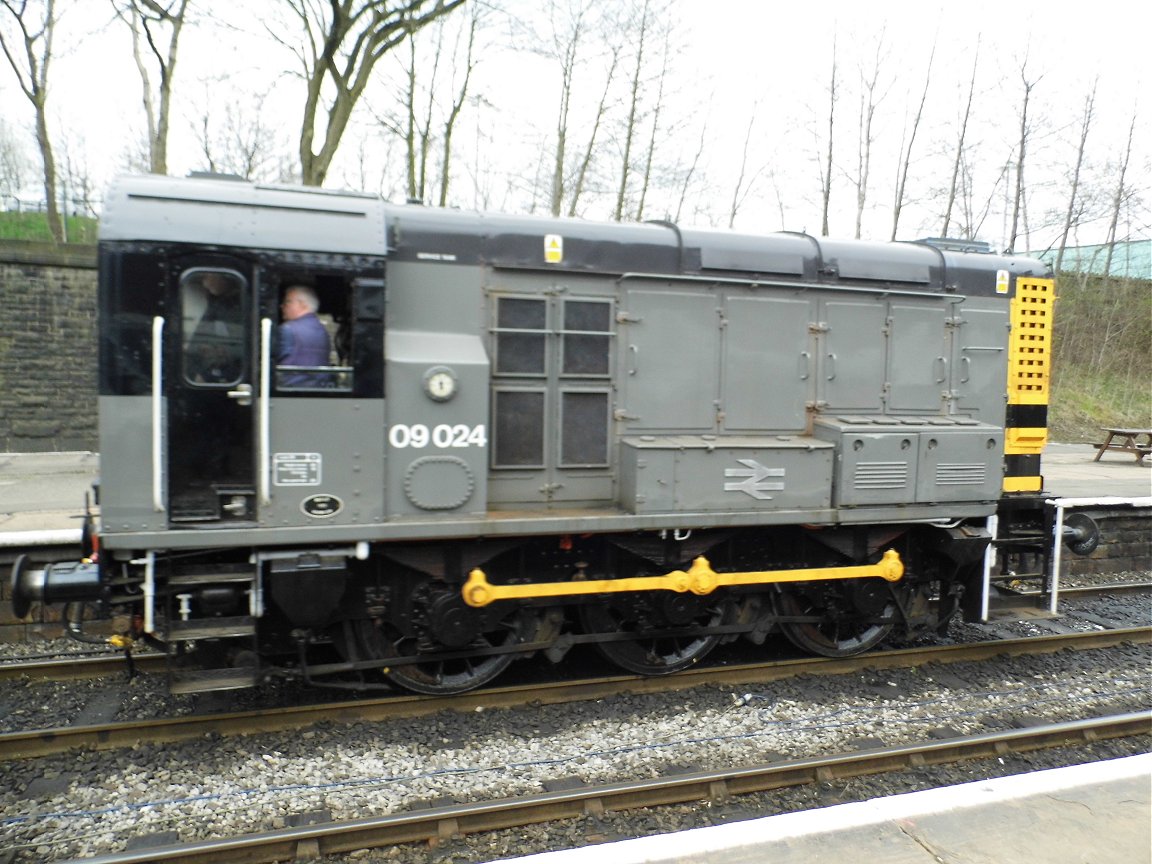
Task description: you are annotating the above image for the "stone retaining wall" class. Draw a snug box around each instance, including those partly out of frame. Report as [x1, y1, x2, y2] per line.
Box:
[0, 242, 99, 452]
[1065, 507, 1151, 576]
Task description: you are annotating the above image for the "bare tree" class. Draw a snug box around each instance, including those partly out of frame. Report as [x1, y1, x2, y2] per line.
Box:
[194, 87, 290, 182]
[58, 130, 98, 221]
[852, 33, 887, 239]
[941, 41, 979, 237]
[272, 0, 464, 187]
[971, 149, 1012, 242]
[112, 0, 188, 175]
[566, 42, 619, 217]
[0, 115, 29, 200]
[613, 0, 651, 222]
[818, 34, 837, 237]
[398, 17, 443, 201]
[633, 26, 669, 222]
[607, 0, 675, 223]
[537, 1, 593, 217]
[728, 106, 760, 228]
[434, 4, 477, 207]
[1102, 110, 1136, 277]
[0, 0, 63, 241]
[348, 131, 400, 198]
[370, 3, 478, 205]
[524, 0, 623, 218]
[548, 7, 579, 215]
[890, 40, 934, 240]
[1054, 80, 1096, 273]
[672, 114, 707, 223]
[119, 130, 153, 175]
[1007, 56, 1042, 253]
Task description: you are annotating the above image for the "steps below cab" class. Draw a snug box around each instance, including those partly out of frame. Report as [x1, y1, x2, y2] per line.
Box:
[161, 564, 261, 693]
[984, 584, 1060, 620]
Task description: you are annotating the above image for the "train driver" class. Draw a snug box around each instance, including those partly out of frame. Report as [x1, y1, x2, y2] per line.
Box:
[277, 285, 332, 388]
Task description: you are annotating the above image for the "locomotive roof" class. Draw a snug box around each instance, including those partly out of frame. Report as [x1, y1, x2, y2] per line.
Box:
[101, 174, 1050, 295]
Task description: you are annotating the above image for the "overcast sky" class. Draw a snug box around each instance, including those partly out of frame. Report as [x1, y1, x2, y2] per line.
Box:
[3, 0, 1148, 250]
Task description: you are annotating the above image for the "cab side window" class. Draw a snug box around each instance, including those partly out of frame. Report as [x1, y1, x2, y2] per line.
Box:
[273, 274, 355, 394]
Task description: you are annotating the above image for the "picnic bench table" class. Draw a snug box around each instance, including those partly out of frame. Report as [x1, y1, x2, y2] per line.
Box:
[1092, 428, 1152, 465]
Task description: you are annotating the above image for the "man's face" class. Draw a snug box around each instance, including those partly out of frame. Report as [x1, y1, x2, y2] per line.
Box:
[281, 292, 308, 321]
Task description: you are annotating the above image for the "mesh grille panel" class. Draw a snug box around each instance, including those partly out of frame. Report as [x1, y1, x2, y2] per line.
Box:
[1008, 278, 1053, 404]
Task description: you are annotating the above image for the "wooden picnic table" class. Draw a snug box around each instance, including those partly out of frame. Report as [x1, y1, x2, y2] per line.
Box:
[1092, 427, 1152, 465]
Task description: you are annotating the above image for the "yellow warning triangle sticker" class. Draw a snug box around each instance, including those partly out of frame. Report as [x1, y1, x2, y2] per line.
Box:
[544, 234, 563, 264]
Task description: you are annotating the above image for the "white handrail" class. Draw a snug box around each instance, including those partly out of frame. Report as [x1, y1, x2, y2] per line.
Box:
[144, 550, 156, 635]
[259, 318, 272, 504]
[980, 513, 998, 622]
[151, 316, 165, 512]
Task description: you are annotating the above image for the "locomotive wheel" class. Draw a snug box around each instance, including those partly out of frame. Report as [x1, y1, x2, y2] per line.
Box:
[774, 582, 894, 658]
[338, 608, 534, 696]
[579, 592, 735, 676]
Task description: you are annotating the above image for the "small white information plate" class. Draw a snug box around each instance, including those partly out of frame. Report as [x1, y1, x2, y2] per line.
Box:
[273, 452, 322, 486]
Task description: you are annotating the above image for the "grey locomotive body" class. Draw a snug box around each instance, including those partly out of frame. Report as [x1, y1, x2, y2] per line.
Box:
[12, 175, 1080, 694]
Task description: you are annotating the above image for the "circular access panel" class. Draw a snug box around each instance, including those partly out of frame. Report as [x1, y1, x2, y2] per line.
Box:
[403, 456, 475, 510]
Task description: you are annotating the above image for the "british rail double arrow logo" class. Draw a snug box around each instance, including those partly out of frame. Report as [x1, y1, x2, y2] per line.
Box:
[724, 459, 786, 500]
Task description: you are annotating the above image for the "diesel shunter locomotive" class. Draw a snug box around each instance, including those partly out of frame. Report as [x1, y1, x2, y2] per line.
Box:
[10, 174, 1098, 695]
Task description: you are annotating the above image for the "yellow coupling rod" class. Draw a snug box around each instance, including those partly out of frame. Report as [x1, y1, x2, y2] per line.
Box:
[462, 548, 904, 608]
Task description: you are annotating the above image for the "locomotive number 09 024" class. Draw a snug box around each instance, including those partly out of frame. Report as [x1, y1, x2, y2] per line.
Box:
[387, 423, 488, 449]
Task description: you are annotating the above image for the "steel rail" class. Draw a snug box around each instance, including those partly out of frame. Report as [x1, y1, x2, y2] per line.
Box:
[55, 711, 1152, 864]
[0, 652, 166, 682]
[1, 626, 1147, 761]
[1009, 582, 1152, 599]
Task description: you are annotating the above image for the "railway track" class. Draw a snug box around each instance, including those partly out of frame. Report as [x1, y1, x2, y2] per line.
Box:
[3, 626, 1148, 761]
[995, 581, 1152, 600]
[48, 711, 1152, 864]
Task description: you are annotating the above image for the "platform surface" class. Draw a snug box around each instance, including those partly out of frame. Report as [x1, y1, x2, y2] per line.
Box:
[0, 451, 99, 538]
[493, 753, 1152, 864]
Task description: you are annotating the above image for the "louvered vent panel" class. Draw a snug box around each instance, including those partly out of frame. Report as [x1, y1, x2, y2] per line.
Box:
[853, 461, 909, 489]
[935, 463, 986, 486]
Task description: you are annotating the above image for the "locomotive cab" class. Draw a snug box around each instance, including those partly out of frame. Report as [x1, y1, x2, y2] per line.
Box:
[99, 251, 386, 533]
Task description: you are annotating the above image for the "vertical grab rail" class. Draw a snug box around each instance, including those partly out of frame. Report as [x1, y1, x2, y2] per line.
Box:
[1049, 504, 1066, 615]
[143, 550, 157, 635]
[151, 316, 165, 512]
[979, 513, 998, 622]
[259, 318, 272, 504]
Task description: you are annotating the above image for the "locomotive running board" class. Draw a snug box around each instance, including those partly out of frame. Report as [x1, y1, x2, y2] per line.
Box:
[462, 549, 904, 608]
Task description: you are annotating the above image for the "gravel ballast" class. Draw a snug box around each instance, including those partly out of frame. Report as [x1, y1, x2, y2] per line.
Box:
[1, 635, 1148, 862]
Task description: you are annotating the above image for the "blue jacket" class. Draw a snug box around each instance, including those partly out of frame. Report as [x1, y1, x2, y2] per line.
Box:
[277, 313, 331, 387]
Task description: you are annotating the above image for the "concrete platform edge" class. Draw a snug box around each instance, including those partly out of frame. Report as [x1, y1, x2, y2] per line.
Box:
[492, 753, 1152, 863]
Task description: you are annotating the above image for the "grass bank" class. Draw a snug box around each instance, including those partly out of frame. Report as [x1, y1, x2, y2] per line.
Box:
[1050, 273, 1151, 443]
[0, 210, 99, 243]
